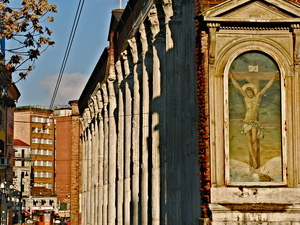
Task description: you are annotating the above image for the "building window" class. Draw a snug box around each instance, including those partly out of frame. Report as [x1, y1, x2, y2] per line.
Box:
[60, 203, 68, 210]
[31, 138, 53, 145]
[0, 140, 4, 157]
[0, 110, 3, 131]
[34, 161, 52, 167]
[34, 172, 52, 178]
[31, 149, 52, 156]
[31, 138, 38, 144]
[32, 117, 53, 124]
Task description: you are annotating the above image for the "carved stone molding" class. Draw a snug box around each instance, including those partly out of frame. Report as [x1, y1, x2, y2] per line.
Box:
[292, 24, 300, 65]
[128, 37, 139, 64]
[162, 0, 174, 50]
[207, 23, 220, 28]
[148, 5, 160, 39]
[121, 50, 131, 78]
[220, 26, 289, 31]
[207, 23, 220, 65]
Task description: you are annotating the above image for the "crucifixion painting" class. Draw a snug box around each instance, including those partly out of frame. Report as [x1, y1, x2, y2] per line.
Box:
[227, 51, 283, 184]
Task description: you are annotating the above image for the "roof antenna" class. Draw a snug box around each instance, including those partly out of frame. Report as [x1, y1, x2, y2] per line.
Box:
[120, 0, 122, 9]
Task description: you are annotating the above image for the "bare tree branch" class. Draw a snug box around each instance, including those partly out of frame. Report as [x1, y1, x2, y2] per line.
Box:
[0, 0, 57, 82]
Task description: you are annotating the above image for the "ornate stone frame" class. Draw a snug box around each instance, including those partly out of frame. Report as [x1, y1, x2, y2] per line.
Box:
[202, 0, 300, 222]
[206, 23, 300, 225]
[209, 32, 294, 186]
[223, 45, 288, 186]
[203, 0, 300, 190]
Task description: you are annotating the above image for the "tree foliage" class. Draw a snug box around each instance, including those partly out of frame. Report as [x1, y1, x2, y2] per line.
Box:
[0, 0, 57, 82]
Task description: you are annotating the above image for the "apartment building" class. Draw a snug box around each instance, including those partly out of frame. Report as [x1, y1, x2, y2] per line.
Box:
[13, 139, 31, 196]
[14, 106, 55, 191]
[13, 139, 31, 223]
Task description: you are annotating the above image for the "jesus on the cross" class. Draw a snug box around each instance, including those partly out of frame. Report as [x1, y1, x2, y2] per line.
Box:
[229, 72, 279, 169]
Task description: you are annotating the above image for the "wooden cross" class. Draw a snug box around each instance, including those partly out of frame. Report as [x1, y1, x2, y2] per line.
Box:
[232, 71, 278, 91]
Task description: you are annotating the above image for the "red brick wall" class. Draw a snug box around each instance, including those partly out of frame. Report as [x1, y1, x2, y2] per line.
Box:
[55, 116, 72, 205]
[70, 114, 81, 225]
[286, 0, 300, 5]
[195, 0, 213, 219]
[195, 0, 228, 12]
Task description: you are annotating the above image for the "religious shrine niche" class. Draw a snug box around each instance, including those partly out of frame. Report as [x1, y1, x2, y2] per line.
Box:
[200, 0, 300, 223]
[226, 51, 285, 186]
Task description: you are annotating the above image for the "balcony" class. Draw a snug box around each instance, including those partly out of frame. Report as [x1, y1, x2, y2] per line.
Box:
[14, 154, 31, 160]
[0, 157, 9, 169]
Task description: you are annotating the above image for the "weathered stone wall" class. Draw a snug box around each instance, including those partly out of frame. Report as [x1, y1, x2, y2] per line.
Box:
[79, 0, 200, 224]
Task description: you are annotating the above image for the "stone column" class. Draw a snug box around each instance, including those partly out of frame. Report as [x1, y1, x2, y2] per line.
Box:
[88, 102, 96, 225]
[87, 116, 93, 225]
[92, 95, 100, 225]
[123, 50, 133, 225]
[108, 71, 117, 225]
[96, 90, 104, 225]
[116, 60, 125, 225]
[162, 0, 174, 50]
[128, 37, 141, 225]
[82, 108, 92, 225]
[102, 84, 109, 225]
[148, 4, 161, 224]
[140, 22, 150, 224]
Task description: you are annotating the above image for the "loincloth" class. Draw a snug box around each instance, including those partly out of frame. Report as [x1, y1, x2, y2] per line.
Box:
[242, 120, 264, 140]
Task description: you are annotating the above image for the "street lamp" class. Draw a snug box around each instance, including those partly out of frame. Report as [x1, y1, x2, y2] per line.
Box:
[11, 194, 19, 224]
[18, 171, 28, 224]
[0, 180, 6, 225]
[0, 179, 27, 225]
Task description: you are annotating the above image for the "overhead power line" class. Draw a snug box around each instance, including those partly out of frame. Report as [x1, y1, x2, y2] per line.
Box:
[49, 0, 86, 109]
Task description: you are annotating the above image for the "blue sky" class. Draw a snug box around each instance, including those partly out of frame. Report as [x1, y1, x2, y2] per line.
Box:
[12, 0, 127, 107]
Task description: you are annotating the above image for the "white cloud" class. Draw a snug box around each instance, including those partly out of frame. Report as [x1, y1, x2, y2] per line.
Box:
[39, 72, 89, 106]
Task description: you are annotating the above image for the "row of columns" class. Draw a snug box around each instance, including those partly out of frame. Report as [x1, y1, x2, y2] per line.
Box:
[80, 2, 174, 224]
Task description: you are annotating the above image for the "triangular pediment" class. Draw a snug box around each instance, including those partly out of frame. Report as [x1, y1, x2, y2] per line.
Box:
[225, 1, 292, 19]
[203, 0, 300, 22]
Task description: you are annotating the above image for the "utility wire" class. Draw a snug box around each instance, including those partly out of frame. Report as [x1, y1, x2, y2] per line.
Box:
[49, 0, 86, 109]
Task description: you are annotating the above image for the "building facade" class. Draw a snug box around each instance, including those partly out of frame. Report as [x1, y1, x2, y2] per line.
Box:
[0, 52, 20, 224]
[13, 139, 32, 223]
[13, 139, 31, 197]
[54, 101, 81, 225]
[29, 186, 57, 223]
[14, 106, 55, 191]
[78, 0, 200, 224]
